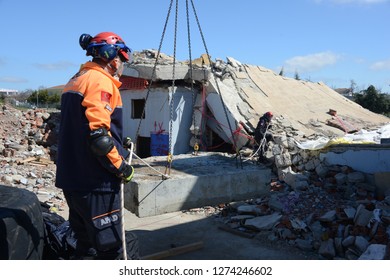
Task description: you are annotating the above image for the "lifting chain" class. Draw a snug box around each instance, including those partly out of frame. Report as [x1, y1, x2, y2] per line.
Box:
[164, 153, 173, 177]
[188, 0, 241, 168]
[193, 142, 199, 155]
[135, 0, 175, 144]
[186, 0, 200, 156]
[165, 0, 179, 176]
[137, 0, 243, 180]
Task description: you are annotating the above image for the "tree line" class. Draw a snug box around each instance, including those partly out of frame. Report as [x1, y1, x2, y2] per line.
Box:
[26, 89, 61, 107]
[353, 85, 390, 117]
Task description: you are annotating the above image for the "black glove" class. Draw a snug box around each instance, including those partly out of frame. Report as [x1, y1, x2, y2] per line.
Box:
[118, 164, 134, 183]
[123, 137, 132, 149]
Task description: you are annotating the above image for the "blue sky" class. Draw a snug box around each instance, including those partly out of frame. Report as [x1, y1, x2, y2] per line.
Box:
[0, 0, 389, 93]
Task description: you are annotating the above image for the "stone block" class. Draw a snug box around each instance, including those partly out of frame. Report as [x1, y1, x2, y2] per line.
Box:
[374, 172, 390, 197]
[318, 239, 336, 259]
[359, 244, 387, 260]
[354, 205, 373, 227]
[245, 213, 282, 230]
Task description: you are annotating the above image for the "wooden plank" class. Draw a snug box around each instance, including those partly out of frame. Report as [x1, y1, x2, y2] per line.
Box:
[17, 157, 36, 164]
[29, 162, 48, 166]
[141, 241, 204, 260]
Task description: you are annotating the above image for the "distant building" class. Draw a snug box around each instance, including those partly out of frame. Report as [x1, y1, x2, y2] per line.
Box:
[335, 88, 353, 99]
[0, 88, 19, 95]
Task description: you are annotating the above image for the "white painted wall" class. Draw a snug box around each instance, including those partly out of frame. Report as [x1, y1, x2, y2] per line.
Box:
[320, 148, 390, 174]
[121, 86, 195, 155]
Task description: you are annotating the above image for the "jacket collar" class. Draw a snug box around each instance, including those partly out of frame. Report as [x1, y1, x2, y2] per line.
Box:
[82, 61, 122, 88]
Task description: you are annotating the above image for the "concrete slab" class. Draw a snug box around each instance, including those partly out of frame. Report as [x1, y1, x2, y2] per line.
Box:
[123, 64, 211, 82]
[125, 152, 272, 217]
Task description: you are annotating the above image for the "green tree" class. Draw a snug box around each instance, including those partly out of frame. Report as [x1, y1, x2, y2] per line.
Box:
[0, 93, 5, 104]
[294, 70, 300, 80]
[354, 85, 390, 115]
[48, 93, 60, 104]
[27, 89, 49, 107]
[279, 67, 284, 76]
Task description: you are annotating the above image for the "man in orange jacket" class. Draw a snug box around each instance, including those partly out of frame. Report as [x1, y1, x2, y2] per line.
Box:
[55, 32, 137, 259]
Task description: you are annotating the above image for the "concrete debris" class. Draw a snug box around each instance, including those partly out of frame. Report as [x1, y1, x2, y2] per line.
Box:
[0, 104, 65, 213]
[209, 140, 390, 259]
[245, 213, 282, 230]
[359, 244, 387, 260]
[180, 107, 388, 259]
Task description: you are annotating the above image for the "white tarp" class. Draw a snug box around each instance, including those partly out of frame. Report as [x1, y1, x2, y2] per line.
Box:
[296, 137, 330, 150]
[296, 123, 390, 150]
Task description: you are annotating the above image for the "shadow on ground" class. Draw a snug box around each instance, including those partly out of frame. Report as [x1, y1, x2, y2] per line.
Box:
[125, 210, 320, 260]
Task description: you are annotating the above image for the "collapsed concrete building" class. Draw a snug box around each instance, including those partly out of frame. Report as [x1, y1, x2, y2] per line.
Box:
[120, 50, 389, 156]
[118, 50, 390, 219]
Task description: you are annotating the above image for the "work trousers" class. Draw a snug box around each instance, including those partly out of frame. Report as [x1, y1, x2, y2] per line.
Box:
[63, 190, 122, 259]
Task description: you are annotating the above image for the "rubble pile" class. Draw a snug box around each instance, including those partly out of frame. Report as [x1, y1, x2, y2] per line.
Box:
[0, 104, 65, 212]
[215, 119, 390, 260]
[132, 49, 178, 65]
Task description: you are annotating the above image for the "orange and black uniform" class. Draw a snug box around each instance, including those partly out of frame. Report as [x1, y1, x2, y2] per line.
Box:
[55, 61, 129, 259]
[56, 61, 129, 190]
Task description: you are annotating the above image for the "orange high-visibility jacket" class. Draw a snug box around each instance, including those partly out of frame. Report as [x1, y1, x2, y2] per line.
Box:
[55, 61, 129, 191]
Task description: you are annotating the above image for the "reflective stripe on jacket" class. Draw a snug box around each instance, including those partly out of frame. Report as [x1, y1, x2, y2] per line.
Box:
[55, 61, 129, 192]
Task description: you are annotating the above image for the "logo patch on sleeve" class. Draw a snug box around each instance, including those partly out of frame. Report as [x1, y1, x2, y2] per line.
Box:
[101, 91, 111, 103]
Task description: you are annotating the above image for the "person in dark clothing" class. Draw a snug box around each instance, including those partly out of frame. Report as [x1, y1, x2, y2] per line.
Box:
[254, 111, 274, 163]
[55, 32, 136, 259]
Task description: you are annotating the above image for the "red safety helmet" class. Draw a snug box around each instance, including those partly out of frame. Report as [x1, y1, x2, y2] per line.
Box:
[91, 32, 125, 45]
[264, 111, 273, 120]
[79, 32, 132, 62]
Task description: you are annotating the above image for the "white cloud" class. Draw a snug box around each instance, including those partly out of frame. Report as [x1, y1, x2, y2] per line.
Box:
[0, 76, 28, 83]
[370, 59, 390, 71]
[33, 61, 75, 71]
[284, 51, 342, 73]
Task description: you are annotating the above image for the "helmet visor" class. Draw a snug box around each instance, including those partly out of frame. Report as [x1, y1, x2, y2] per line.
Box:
[116, 44, 132, 63]
[86, 42, 132, 62]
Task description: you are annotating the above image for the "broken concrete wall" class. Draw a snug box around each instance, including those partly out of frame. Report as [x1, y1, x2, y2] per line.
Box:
[319, 145, 390, 174]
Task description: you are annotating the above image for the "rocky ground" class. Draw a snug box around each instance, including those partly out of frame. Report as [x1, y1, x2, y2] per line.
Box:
[0, 104, 66, 213]
[1, 103, 389, 260]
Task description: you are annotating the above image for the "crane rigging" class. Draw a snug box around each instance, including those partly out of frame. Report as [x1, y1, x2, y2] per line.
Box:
[134, 0, 242, 177]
